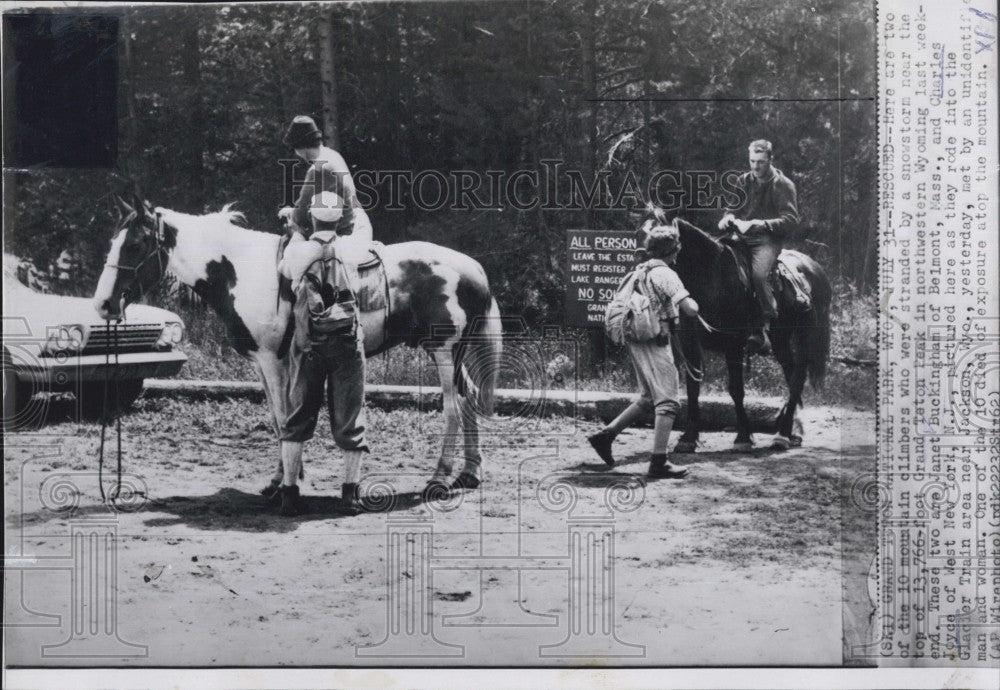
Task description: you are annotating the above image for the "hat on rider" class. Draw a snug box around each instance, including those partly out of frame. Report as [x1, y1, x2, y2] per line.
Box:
[644, 223, 681, 260]
[310, 191, 344, 231]
[283, 115, 323, 148]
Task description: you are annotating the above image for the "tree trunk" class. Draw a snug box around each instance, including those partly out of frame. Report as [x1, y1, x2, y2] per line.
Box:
[318, 10, 340, 150]
[122, 9, 141, 183]
[385, 9, 403, 163]
[180, 12, 204, 209]
[582, 0, 598, 226]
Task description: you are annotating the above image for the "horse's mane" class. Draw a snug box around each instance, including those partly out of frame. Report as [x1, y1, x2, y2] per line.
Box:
[673, 217, 724, 254]
[642, 203, 722, 255]
[157, 203, 276, 242]
[206, 202, 247, 228]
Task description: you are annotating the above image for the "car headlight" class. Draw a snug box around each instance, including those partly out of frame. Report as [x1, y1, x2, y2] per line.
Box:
[156, 321, 185, 348]
[44, 324, 85, 355]
[68, 325, 85, 349]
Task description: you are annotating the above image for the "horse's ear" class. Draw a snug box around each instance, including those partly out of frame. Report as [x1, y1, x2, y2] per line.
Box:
[639, 218, 654, 237]
[647, 203, 667, 225]
[116, 195, 135, 218]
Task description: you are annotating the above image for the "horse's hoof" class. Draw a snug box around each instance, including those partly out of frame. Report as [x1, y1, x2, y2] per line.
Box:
[422, 480, 451, 503]
[279, 485, 302, 517]
[770, 434, 792, 450]
[673, 440, 697, 454]
[451, 473, 480, 490]
[789, 434, 803, 447]
[733, 440, 754, 452]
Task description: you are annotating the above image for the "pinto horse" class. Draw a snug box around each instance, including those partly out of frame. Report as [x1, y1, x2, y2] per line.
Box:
[642, 209, 831, 450]
[92, 200, 502, 495]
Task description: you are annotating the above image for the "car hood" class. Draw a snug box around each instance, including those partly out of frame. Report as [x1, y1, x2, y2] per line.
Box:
[3, 287, 182, 337]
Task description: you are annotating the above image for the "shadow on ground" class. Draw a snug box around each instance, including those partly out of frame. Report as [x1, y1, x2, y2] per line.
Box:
[12, 484, 474, 533]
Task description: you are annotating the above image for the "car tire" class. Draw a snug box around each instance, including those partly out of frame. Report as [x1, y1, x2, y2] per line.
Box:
[3, 359, 21, 425]
[77, 379, 145, 420]
[3, 352, 37, 431]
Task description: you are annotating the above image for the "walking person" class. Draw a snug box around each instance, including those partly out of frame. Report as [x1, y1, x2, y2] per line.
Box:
[588, 223, 699, 478]
[718, 138, 799, 355]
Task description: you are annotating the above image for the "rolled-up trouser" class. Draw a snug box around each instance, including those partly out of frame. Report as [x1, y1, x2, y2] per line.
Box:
[744, 236, 782, 321]
[627, 338, 680, 417]
[281, 333, 368, 451]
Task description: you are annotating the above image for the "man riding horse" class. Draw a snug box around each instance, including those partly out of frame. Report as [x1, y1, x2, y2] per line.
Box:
[718, 139, 799, 356]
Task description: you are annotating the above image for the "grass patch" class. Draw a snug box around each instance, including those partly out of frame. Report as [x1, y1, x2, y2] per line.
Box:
[168, 282, 876, 408]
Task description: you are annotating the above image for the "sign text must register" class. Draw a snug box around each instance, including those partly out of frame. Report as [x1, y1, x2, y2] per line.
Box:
[564, 229, 639, 328]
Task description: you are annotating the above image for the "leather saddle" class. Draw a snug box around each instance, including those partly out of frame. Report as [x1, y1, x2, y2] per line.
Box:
[721, 234, 812, 313]
[350, 242, 389, 313]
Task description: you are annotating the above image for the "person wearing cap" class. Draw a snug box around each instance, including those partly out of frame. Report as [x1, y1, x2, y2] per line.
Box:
[274, 193, 369, 516]
[587, 222, 698, 479]
[718, 139, 799, 355]
[278, 115, 373, 244]
[278, 190, 345, 283]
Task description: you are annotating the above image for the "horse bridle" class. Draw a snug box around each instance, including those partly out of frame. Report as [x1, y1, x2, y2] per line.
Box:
[104, 209, 170, 305]
[97, 208, 169, 503]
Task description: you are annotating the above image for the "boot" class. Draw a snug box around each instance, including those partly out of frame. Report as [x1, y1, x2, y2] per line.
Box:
[279, 485, 302, 516]
[647, 453, 688, 479]
[587, 429, 617, 467]
[260, 478, 282, 505]
[341, 482, 362, 516]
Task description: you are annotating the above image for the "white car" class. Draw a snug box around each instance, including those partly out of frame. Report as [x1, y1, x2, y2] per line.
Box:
[2, 254, 187, 426]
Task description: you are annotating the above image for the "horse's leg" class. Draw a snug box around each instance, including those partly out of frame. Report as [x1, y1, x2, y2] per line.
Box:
[426, 346, 460, 491]
[769, 325, 802, 447]
[674, 332, 702, 453]
[726, 348, 753, 450]
[452, 393, 482, 489]
[772, 331, 809, 449]
[769, 325, 794, 437]
[253, 354, 290, 499]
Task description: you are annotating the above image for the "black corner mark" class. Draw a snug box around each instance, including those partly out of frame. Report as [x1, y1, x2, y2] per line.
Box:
[3, 13, 119, 168]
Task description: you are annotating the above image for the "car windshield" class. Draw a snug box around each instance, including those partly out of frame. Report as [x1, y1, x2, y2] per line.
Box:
[2, 265, 34, 294]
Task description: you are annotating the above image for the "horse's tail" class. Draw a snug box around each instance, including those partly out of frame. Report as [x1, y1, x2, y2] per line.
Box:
[454, 297, 502, 418]
[806, 267, 833, 390]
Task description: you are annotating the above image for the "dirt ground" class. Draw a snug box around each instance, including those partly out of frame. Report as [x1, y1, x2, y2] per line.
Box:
[5, 395, 876, 667]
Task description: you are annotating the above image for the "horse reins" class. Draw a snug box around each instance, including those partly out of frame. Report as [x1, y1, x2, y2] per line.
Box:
[98, 210, 167, 503]
[98, 305, 124, 502]
[671, 314, 725, 384]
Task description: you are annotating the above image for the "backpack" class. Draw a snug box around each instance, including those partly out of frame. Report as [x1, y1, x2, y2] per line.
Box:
[604, 264, 662, 346]
[302, 240, 360, 338]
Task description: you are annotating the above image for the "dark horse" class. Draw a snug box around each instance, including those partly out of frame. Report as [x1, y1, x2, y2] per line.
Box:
[645, 209, 832, 451]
